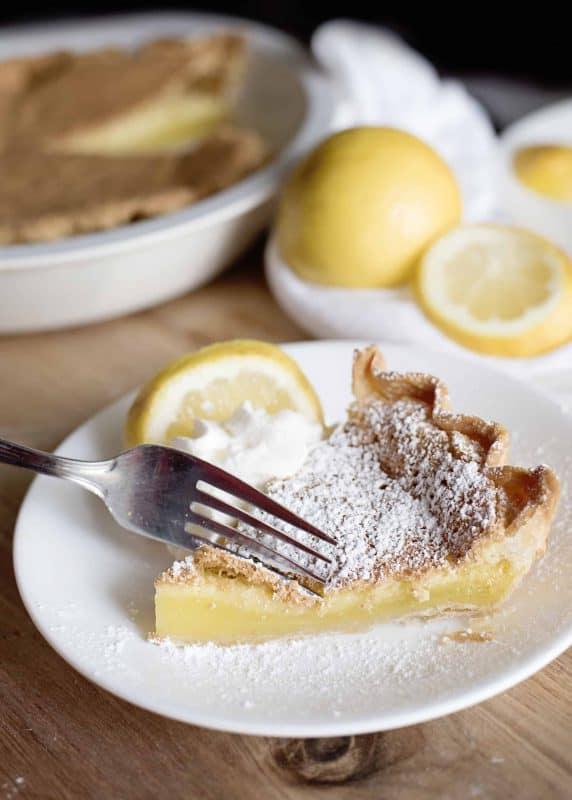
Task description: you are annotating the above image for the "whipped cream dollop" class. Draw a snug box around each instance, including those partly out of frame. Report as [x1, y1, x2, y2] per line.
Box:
[172, 401, 323, 488]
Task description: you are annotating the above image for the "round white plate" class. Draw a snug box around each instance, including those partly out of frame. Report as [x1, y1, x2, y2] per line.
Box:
[13, 341, 572, 736]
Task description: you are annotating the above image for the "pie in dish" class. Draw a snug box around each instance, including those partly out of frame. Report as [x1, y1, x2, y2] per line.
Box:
[0, 34, 246, 153]
[154, 346, 560, 644]
[0, 34, 267, 244]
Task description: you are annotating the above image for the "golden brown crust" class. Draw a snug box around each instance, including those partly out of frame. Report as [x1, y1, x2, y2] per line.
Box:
[352, 345, 559, 563]
[0, 127, 266, 244]
[0, 34, 266, 244]
[352, 345, 509, 467]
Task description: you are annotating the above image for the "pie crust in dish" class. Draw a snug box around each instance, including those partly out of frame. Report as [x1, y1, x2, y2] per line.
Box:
[155, 346, 560, 644]
[0, 129, 265, 244]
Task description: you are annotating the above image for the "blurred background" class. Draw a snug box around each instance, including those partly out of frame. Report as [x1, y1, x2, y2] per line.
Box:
[1, 2, 570, 127]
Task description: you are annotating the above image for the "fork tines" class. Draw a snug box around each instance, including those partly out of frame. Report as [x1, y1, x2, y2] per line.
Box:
[194, 487, 331, 564]
[194, 459, 335, 545]
[188, 511, 328, 585]
[189, 457, 336, 586]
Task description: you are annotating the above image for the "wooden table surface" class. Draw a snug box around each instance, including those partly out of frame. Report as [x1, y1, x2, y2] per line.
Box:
[1, 247, 571, 800]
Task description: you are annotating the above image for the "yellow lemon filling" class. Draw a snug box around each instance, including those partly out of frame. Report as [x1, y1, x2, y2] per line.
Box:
[59, 93, 229, 155]
[155, 556, 517, 645]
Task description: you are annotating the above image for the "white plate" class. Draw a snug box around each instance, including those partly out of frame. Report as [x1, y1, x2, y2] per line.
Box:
[0, 13, 335, 333]
[13, 341, 572, 736]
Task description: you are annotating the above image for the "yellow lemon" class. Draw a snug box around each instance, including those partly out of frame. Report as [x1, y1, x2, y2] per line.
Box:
[415, 224, 572, 357]
[276, 127, 462, 288]
[514, 145, 572, 202]
[125, 339, 324, 447]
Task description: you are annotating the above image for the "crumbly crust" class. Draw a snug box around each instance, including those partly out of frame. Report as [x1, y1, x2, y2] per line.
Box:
[352, 346, 558, 564]
[0, 34, 264, 244]
[158, 545, 318, 607]
[0, 128, 266, 244]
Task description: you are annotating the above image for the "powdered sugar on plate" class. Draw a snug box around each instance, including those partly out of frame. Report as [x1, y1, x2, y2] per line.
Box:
[153, 619, 485, 712]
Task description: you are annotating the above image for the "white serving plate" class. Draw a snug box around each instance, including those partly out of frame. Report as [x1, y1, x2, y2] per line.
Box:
[14, 341, 572, 737]
[0, 13, 335, 333]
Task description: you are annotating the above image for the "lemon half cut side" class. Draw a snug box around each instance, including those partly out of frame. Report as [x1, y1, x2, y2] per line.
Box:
[415, 225, 572, 357]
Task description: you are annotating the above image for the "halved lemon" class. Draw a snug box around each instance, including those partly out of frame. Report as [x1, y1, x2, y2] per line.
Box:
[415, 224, 572, 357]
[513, 145, 572, 202]
[125, 339, 324, 447]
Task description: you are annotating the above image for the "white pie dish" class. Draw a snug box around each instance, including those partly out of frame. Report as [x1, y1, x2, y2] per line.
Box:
[13, 341, 572, 736]
[0, 13, 335, 333]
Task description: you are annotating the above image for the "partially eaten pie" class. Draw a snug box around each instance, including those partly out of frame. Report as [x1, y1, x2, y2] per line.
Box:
[0, 34, 246, 153]
[155, 346, 560, 644]
[0, 34, 267, 243]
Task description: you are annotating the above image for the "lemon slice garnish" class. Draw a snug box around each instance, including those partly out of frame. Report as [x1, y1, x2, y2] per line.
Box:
[125, 339, 324, 447]
[415, 225, 572, 357]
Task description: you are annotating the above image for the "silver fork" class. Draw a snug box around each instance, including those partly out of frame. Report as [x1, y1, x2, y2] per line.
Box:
[0, 438, 335, 587]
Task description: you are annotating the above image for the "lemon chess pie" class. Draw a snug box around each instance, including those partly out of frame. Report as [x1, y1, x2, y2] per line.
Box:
[0, 34, 267, 243]
[155, 346, 559, 644]
[0, 34, 246, 153]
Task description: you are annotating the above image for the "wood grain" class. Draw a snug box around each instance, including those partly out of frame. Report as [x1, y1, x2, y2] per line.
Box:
[1, 247, 571, 800]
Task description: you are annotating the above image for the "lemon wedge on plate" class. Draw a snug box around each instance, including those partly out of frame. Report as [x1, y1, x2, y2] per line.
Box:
[125, 340, 324, 447]
[415, 225, 572, 357]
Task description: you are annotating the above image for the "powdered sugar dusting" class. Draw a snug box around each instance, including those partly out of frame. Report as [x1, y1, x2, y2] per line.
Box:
[259, 399, 497, 588]
[152, 616, 493, 715]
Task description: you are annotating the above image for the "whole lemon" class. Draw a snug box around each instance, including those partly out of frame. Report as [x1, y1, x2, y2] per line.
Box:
[276, 127, 462, 288]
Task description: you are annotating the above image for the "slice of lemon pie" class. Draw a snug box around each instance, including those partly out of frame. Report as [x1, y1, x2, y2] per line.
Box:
[154, 346, 559, 644]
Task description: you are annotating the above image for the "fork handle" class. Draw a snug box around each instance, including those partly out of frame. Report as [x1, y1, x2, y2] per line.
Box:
[0, 437, 110, 497]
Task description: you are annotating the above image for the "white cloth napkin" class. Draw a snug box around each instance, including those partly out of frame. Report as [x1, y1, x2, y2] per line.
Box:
[312, 20, 499, 221]
[265, 20, 572, 412]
